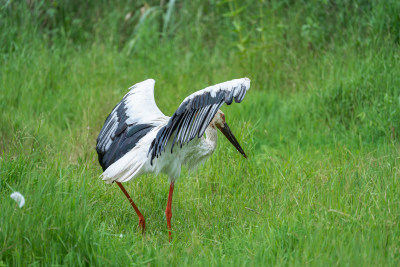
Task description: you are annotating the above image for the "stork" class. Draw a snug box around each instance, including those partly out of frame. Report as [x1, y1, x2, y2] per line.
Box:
[96, 78, 250, 240]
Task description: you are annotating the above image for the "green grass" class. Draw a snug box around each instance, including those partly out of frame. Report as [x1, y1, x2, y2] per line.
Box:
[1, 0, 400, 265]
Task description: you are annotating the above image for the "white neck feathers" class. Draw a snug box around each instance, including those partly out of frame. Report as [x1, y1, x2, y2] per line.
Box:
[205, 125, 218, 151]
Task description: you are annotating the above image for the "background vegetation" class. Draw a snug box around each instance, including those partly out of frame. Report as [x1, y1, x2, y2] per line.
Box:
[1, 0, 399, 265]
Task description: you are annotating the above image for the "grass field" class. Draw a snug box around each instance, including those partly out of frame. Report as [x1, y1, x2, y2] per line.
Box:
[1, 0, 400, 265]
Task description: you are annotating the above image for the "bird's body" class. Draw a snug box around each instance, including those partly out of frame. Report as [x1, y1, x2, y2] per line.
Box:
[96, 78, 250, 239]
[101, 121, 217, 184]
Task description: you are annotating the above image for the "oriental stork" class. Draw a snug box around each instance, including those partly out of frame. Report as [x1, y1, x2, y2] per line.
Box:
[96, 78, 250, 240]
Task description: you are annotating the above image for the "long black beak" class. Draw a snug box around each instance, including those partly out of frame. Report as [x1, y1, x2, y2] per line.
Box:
[217, 122, 247, 159]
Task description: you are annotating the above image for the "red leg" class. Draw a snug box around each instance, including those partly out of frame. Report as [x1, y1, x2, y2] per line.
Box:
[116, 182, 145, 235]
[165, 181, 175, 241]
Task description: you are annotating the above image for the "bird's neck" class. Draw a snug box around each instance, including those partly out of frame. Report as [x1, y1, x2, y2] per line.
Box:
[205, 125, 218, 151]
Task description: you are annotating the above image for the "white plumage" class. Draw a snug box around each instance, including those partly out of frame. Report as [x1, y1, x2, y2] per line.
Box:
[97, 78, 250, 184]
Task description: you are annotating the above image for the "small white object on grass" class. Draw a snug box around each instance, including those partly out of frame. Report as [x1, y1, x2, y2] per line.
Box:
[10, 192, 25, 208]
[119, 234, 123, 238]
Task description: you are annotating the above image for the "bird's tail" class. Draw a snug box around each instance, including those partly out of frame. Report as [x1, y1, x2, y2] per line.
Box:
[101, 149, 146, 184]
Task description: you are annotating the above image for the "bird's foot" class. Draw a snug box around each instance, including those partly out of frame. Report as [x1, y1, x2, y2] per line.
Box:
[139, 216, 146, 235]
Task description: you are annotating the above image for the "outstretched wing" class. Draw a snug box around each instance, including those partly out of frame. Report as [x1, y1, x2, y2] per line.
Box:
[96, 79, 167, 171]
[148, 78, 250, 163]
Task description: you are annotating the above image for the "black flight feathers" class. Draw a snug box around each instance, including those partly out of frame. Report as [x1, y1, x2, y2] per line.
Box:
[148, 83, 247, 164]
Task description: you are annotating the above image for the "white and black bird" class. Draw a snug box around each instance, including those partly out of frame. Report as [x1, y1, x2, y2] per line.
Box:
[96, 78, 250, 240]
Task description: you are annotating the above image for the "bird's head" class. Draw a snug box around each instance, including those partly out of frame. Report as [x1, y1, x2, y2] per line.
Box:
[212, 110, 247, 159]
